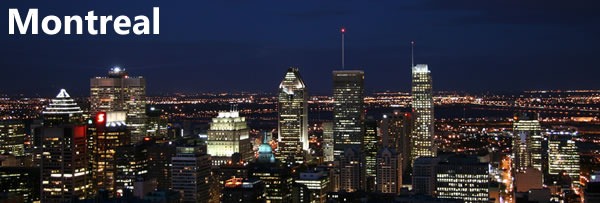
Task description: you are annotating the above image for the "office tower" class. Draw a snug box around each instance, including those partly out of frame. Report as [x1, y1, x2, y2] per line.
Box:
[436, 155, 489, 203]
[90, 67, 147, 143]
[40, 89, 91, 202]
[547, 131, 579, 181]
[512, 113, 543, 172]
[332, 70, 365, 156]
[221, 178, 265, 202]
[363, 118, 378, 192]
[146, 106, 168, 138]
[171, 146, 211, 203]
[380, 111, 412, 176]
[115, 142, 151, 196]
[322, 122, 334, 162]
[339, 147, 364, 192]
[412, 156, 440, 196]
[0, 167, 40, 202]
[411, 64, 436, 163]
[0, 120, 25, 156]
[277, 67, 309, 164]
[248, 134, 293, 202]
[206, 110, 253, 166]
[376, 147, 402, 194]
[91, 111, 130, 196]
[146, 140, 176, 191]
[294, 170, 330, 203]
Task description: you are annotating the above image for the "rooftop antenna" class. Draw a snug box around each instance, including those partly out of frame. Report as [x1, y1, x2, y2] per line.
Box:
[341, 26, 346, 70]
[411, 41, 415, 68]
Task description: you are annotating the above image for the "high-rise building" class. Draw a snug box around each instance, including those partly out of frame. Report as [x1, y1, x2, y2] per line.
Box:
[249, 135, 293, 202]
[146, 106, 168, 138]
[512, 113, 543, 172]
[294, 170, 330, 203]
[40, 89, 91, 202]
[376, 147, 402, 194]
[322, 122, 334, 162]
[332, 70, 365, 157]
[412, 156, 440, 196]
[435, 155, 489, 203]
[277, 67, 309, 164]
[115, 142, 151, 196]
[90, 111, 130, 196]
[363, 117, 378, 192]
[146, 139, 176, 191]
[547, 130, 579, 181]
[339, 147, 364, 192]
[171, 145, 211, 203]
[411, 64, 436, 163]
[380, 111, 412, 176]
[206, 110, 253, 166]
[90, 67, 147, 143]
[0, 120, 25, 156]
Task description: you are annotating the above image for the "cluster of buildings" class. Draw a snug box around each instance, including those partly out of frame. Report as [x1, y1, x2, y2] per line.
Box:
[0, 64, 597, 203]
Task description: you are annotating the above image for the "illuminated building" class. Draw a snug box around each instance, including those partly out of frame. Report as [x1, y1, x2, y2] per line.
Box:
[512, 113, 543, 172]
[332, 70, 365, 157]
[376, 147, 402, 194]
[146, 140, 176, 191]
[0, 167, 40, 202]
[146, 106, 168, 138]
[412, 156, 440, 195]
[294, 170, 330, 203]
[221, 177, 265, 202]
[171, 145, 211, 203]
[40, 89, 91, 202]
[435, 155, 489, 203]
[363, 118, 378, 191]
[248, 134, 293, 202]
[90, 111, 130, 196]
[115, 142, 150, 196]
[547, 130, 579, 181]
[322, 122, 334, 162]
[90, 67, 147, 143]
[0, 120, 25, 156]
[380, 111, 412, 175]
[411, 64, 436, 163]
[277, 67, 309, 164]
[206, 110, 253, 166]
[339, 147, 364, 192]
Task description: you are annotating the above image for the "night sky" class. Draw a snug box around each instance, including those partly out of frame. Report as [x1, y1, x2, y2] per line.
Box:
[1, 0, 599, 96]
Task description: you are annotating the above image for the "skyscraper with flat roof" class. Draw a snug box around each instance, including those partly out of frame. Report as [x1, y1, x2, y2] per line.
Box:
[411, 64, 436, 163]
[90, 67, 146, 143]
[512, 113, 543, 172]
[332, 70, 365, 157]
[277, 67, 309, 164]
[206, 110, 253, 166]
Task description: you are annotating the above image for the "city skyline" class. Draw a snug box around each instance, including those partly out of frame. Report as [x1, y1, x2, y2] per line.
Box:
[1, 1, 599, 95]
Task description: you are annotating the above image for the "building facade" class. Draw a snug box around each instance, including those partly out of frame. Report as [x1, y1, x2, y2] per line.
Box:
[206, 110, 253, 166]
[512, 113, 543, 172]
[171, 146, 211, 203]
[277, 67, 309, 164]
[332, 70, 365, 157]
[90, 67, 146, 143]
[411, 64, 436, 163]
[376, 147, 402, 194]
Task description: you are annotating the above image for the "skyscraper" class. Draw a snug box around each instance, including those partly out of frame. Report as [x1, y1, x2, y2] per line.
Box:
[90, 67, 146, 143]
[547, 130, 579, 181]
[41, 89, 91, 202]
[376, 147, 402, 194]
[339, 147, 364, 192]
[512, 113, 543, 172]
[322, 122, 334, 162]
[411, 64, 436, 162]
[90, 111, 130, 196]
[332, 70, 365, 156]
[435, 155, 489, 203]
[363, 117, 378, 191]
[206, 110, 253, 166]
[171, 146, 211, 203]
[277, 67, 309, 164]
[0, 120, 25, 156]
[380, 111, 412, 177]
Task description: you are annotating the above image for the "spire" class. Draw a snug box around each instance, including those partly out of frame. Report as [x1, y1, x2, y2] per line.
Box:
[411, 41, 415, 68]
[341, 27, 346, 70]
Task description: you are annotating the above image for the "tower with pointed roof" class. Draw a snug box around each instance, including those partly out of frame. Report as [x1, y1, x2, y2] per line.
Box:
[277, 67, 309, 164]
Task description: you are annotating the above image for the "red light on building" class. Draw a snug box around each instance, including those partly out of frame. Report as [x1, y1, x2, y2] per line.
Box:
[74, 126, 86, 138]
[341, 27, 345, 33]
[144, 137, 150, 141]
[96, 112, 106, 124]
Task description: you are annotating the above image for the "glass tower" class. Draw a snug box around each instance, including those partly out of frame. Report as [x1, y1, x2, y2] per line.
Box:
[332, 70, 365, 156]
[277, 67, 308, 164]
[411, 64, 436, 163]
[512, 113, 543, 172]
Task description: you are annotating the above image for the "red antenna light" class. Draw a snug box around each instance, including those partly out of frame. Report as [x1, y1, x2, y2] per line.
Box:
[341, 27, 346, 33]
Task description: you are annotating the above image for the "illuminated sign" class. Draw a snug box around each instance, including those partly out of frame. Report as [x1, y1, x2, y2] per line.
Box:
[96, 112, 106, 124]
